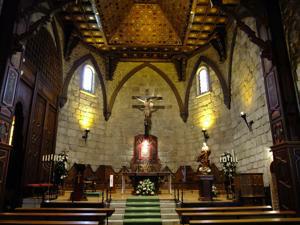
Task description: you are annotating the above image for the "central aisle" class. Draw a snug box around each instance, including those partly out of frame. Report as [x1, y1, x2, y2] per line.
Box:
[108, 195, 179, 225]
[124, 196, 162, 225]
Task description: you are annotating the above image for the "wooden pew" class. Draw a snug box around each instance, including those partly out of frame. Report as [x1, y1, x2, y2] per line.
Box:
[189, 217, 300, 224]
[180, 210, 297, 224]
[0, 212, 107, 225]
[0, 221, 98, 225]
[15, 207, 115, 217]
[40, 201, 104, 208]
[176, 205, 272, 216]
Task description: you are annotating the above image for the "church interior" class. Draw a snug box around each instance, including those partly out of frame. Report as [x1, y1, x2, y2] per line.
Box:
[0, 0, 300, 224]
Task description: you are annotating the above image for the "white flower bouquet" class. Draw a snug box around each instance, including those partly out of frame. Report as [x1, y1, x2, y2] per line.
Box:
[219, 152, 238, 178]
[136, 179, 155, 196]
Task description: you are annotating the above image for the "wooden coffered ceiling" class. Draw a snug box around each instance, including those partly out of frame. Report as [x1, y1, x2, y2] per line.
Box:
[60, 0, 239, 60]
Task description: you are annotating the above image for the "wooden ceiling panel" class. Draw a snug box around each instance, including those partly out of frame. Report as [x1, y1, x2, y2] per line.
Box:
[110, 4, 181, 46]
[94, 0, 135, 40]
[58, 0, 238, 59]
[158, 0, 192, 42]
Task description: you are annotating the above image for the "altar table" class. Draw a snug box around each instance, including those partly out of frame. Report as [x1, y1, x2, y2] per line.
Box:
[121, 172, 172, 194]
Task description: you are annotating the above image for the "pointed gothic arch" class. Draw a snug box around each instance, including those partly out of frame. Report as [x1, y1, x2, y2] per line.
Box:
[183, 55, 230, 122]
[107, 63, 185, 121]
[60, 53, 109, 120]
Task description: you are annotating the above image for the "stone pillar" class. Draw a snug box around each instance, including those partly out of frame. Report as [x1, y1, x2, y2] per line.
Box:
[257, 0, 300, 211]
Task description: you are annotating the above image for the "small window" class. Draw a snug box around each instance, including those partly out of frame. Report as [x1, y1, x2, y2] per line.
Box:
[196, 66, 210, 96]
[81, 65, 95, 94]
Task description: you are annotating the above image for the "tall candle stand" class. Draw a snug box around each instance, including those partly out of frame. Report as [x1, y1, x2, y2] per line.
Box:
[41, 154, 60, 201]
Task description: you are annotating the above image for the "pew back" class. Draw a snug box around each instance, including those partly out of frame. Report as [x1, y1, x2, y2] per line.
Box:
[176, 205, 272, 215]
[15, 207, 114, 216]
[189, 217, 300, 224]
[0, 221, 98, 225]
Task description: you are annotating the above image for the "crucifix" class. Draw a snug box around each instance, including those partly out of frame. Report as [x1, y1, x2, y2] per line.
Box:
[132, 90, 165, 136]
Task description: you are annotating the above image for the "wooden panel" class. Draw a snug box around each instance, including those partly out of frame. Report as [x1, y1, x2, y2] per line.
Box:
[0, 143, 12, 209]
[38, 105, 57, 183]
[25, 28, 62, 94]
[234, 173, 264, 204]
[24, 94, 47, 184]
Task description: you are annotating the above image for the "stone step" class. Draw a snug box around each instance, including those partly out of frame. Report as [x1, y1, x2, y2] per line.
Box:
[127, 196, 160, 202]
[108, 218, 180, 225]
[161, 213, 178, 220]
[126, 202, 160, 207]
[110, 202, 127, 208]
[123, 218, 162, 224]
[160, 202, 177, 207]
[124, 212, 161, 219]
[125, 208, 160, 213]
[162, 219, 180, 225]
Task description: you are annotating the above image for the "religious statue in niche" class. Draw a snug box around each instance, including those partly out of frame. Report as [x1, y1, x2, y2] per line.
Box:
[197, 142, 212, 175]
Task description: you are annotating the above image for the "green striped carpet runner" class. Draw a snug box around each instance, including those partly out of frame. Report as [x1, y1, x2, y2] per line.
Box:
[123, 196, 162, 225]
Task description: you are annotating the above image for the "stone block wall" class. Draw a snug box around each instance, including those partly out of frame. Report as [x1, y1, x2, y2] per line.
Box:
[55, 18, 274, 185]
[230, 18, 273, 185]
[56, 60, 106, 168]
[187, 66, 232, 169]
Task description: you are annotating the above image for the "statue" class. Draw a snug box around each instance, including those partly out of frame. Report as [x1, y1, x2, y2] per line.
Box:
[197, 142, 211, 174]
[132, 92, 164, 136]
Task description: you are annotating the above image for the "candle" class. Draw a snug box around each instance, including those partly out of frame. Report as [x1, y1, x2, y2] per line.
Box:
[42, 155, 45, 162]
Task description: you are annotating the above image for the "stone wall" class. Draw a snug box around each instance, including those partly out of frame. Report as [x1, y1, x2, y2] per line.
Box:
[56, 18, 273, 185]
[103, 65, 188, 171]
[186, 64, 232, 168]
[56, 59, 106, 168]
[230, 18, 273, 185]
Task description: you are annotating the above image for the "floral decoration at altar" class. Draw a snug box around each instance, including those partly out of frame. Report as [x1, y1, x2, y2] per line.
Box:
[219, 151, 238, 199]
[136, 179, 155, 196]
[219, 152, 238, 178]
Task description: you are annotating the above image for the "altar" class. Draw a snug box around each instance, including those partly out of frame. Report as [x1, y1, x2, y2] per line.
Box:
[121, 172, 172, 194]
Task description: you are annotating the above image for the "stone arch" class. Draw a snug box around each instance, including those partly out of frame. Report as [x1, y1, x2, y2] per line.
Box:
[60, 53, 109, 120]
[183, 55, 230, 122]
[107, 62, 185, 121]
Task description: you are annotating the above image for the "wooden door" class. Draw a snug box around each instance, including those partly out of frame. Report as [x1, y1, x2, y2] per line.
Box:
[24, 94, 47, 184]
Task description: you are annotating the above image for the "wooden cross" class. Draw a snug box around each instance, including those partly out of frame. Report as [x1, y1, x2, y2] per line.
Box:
[132, 90, 165, 136]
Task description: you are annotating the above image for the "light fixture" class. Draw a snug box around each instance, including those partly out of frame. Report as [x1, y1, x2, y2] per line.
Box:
[202, 128, 209, 143]
[82, 128, 90, 143]
[240, 112, 254, 131]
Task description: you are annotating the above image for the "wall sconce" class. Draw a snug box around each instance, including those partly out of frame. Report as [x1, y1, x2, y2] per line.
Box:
[202, 128, 209, 143]
[82, 128, 90, 143]
[240, 112, 254, 131]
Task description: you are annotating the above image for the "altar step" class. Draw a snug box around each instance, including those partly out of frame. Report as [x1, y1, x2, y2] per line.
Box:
[108, 199, 179, 225]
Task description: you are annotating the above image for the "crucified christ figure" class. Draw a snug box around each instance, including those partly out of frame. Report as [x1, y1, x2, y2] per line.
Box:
[132, 95, 164, 136]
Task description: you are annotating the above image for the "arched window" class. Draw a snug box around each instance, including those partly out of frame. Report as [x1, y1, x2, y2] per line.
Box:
[196, 65, 210, 96]
[81, 64, 95, 94]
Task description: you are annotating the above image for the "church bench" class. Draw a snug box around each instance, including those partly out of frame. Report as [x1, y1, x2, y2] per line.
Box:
[0, 221, 98, 225]
[0, 212, 107, 225]
[180, 210, 297, 224]
[40, 201, 104, 208]
[189, 217, 300, 224]
[15, 207, 115, 217]
[176, 205, 272, 215]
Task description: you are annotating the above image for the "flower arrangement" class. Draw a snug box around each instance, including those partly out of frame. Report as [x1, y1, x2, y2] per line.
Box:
[219, 152, 238, 178]
[135, 179, 155, 196]
[212, 185, 219, 197]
